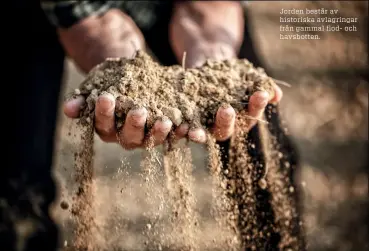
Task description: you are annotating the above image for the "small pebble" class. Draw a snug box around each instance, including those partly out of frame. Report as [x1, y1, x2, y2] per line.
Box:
[258, 178, 267, 190]
[285, 210, 291, 217]
[85, 84, 93, 90]
[60, 200, 69, 210]
[116, 121, 123, 128]
[91, 89, 98, 96]
[289, 186, 295, 193]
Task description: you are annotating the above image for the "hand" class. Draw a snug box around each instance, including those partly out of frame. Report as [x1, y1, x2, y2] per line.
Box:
[170, 43, 283, 144]
[62, 9, 184, 149]
[188, 87, 283, 143]
[64, 94, 186, 149]
[168, 1, 283, 143]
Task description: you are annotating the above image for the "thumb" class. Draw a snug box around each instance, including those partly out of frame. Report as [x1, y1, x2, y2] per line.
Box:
[185, 43, 237, 68]
[185, 51, 207, 68]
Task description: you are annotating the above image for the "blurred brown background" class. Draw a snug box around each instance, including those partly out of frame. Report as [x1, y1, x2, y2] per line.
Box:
[53, 1, 368, 250]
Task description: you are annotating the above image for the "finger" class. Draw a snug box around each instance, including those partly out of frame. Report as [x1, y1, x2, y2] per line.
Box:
[188, 128, 207, 144]
[120, 108, 148, 148]
[174, 123, 190, 141]
[95, 93, 117, 140]
[63, 95, 85, 118]
[270, 84, 283, 104]
[212, 105, 236, 141]
[247, 91, 269, 129]
[148, 117, 173, 146]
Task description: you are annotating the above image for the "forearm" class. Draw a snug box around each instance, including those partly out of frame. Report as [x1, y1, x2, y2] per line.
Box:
[169, 1, 245, 64]
[41, 1, 145, 73]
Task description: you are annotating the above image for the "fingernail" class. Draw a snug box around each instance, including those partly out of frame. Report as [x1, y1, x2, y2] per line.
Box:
[98, 93, 115, 106]
[131, 108, 147, 118]
[97, 95, 116, 116]
[64, 96, 85, 118]
[67, 98, 80, 106]
[162, 118, 173, 128]
[189, 128, 206, 142]
[155, 116, 172, 130]
[220, 107, 234, 121]
[66, 96, 84, 108]
[256, 91, 269, 101]
[253, 91, 269, 109]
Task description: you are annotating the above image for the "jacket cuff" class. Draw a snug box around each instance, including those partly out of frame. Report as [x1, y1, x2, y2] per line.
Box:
[40, 1, 124, 28]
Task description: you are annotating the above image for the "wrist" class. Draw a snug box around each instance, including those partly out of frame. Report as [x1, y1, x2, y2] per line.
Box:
[170, 1, 244, 67]
[41, 1, 124, 29]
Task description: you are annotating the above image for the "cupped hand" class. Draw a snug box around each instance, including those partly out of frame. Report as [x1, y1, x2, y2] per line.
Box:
[64, 94, 191, 149]
[187, 87, 283, 143]
[175, 43, 283, 144]
[61, 8, 172, 150]
[167, 1, 283, 144]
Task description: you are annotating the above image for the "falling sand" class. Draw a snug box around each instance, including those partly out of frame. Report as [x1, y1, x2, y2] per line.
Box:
[65, 51, 305, 250]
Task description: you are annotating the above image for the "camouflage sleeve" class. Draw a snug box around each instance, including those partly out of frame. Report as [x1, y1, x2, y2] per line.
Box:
[40, 0, 124, 28]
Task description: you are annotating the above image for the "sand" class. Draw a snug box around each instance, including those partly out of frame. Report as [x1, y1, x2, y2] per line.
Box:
[65, 51, 304, 251]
